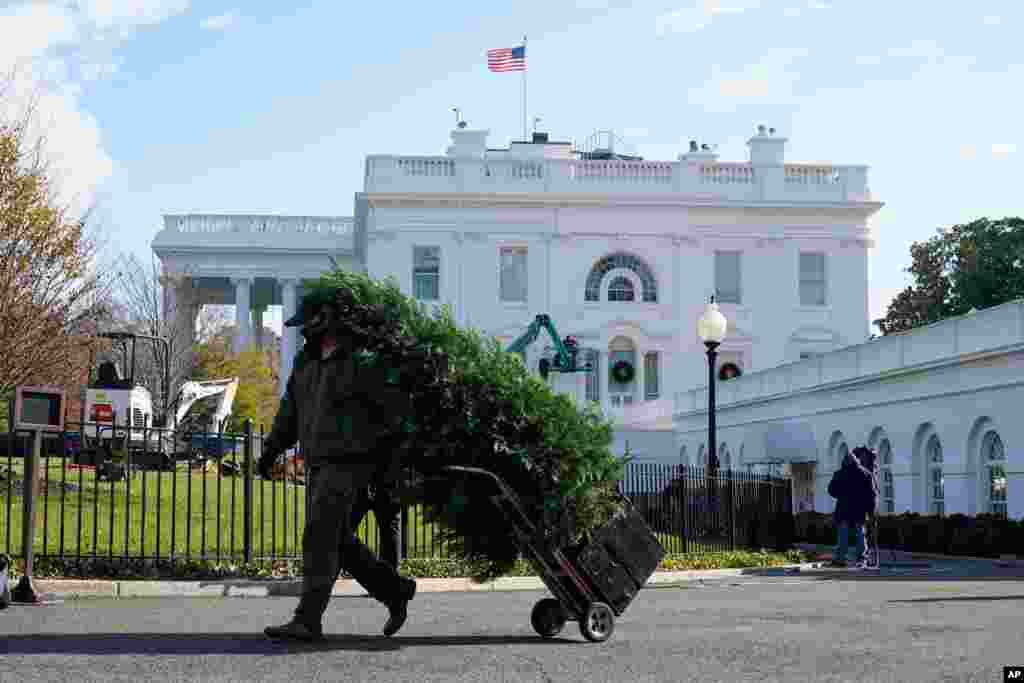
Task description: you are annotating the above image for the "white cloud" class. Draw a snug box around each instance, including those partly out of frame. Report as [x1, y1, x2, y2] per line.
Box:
[0, 1, 191, 217]
[200, 11, 239, 32]
[854, 55, 883, 66]
[959, 143, 978, 161]
[688, 48, 808, 110]
[991, 143, 1016, 159]
[80, 0, 191, 30]
[655, 0, 760, 36]
[983, 15, 1001, 26]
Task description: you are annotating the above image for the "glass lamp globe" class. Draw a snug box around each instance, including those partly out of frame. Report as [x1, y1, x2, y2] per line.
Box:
[697, 297, 728, 344]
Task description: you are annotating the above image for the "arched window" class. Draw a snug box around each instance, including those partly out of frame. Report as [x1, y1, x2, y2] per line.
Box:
[607, 276, 635, 302]
[927, 434, 944, 516]
[879, 439, 895, 514]
[837, 442, 849, 469]
[584, 252, 658, 302]
[983, 431, 1007, 518]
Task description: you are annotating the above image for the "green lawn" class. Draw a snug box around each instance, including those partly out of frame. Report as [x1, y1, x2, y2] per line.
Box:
[0, 457, 447, 561]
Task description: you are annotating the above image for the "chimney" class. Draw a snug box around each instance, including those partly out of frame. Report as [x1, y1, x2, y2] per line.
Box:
[678, 140, 719, 162]
[747, 124, 787, 165]
[532, 131, 549, 144]
[446, 125, 489, 158]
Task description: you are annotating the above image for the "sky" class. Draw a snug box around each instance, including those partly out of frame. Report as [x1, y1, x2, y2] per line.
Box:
[2, 0, 1021, 337]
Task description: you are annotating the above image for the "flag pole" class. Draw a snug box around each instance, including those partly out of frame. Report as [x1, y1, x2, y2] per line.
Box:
[522, 35, 527, 142]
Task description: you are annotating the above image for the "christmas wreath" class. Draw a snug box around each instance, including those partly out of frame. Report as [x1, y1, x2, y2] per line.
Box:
[611, 360, 635, 384]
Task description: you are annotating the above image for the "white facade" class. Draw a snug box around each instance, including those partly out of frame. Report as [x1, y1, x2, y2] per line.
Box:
[673, 300, 1024, 519]
[361, 124, 882, 428]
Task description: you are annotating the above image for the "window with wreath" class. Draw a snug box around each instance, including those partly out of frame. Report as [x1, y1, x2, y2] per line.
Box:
[718, 362, 742, 381]
[584, 252, 658, 302]
[879, 439, 895, 514]
[607, 276, 635, 302]
[413, 246, 440, 301]
[927, 434, 944, 516]
[983, 431, 1007, 518]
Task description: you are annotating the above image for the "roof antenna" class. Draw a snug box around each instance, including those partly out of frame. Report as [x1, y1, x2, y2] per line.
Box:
[452, 107, 466, 128]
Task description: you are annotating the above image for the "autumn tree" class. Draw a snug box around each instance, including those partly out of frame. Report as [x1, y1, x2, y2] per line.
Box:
[0, 83, 116, 410]
[191, 329, 279, 432]
[103, 252, 205, 420]
[875, 217, 1024, 335]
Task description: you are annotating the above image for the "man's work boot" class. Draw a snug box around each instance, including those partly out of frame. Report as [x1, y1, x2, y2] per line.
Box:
[382, 576, 417, 637]
[264, 619, 324, 642]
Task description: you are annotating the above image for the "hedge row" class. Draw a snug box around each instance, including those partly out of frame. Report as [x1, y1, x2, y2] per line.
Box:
[795, 511, 1024, 558]
[1, 548, 812, 583]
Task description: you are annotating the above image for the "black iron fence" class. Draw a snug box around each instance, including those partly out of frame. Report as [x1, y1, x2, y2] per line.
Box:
[620, 463, 793, 554]
[0, 418, 793, 566]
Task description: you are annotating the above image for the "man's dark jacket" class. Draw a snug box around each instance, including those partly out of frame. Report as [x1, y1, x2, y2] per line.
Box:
[828, 456, 877, 525]
[263, 341, 410, 466]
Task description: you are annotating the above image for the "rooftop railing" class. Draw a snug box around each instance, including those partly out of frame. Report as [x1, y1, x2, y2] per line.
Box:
[365, 156, 871, 202]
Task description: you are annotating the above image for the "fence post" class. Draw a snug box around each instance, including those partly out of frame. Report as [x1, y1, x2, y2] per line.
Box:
[728, 469, 736, 552]
[12, 429, 42, 602]
[243, 419, 253, 565]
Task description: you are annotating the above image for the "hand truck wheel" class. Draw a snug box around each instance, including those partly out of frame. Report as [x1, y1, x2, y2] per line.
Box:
[531, 598, 567, 638]
[579, 602, 615, 642]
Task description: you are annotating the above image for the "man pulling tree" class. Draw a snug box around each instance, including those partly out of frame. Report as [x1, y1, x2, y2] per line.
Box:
[258, 288, 416, 642]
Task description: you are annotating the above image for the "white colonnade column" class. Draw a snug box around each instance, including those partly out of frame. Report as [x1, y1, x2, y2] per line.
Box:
[232, 276, 252, 354]
[279, 278, 298, 397]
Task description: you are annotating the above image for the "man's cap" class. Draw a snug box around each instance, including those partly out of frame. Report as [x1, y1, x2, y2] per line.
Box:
[284, 288, 337, 327]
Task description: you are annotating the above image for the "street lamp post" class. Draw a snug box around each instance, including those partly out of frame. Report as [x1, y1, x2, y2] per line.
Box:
[697, 295, 729, 547]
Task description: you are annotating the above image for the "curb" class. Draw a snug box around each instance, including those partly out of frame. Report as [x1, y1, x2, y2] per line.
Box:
[29, 564, 818, 600]
[794, 543, 1024, 568]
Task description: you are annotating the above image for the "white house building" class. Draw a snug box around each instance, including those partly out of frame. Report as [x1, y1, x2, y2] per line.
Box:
[358, 122, 881, 435]
[153, 120, 881, 443]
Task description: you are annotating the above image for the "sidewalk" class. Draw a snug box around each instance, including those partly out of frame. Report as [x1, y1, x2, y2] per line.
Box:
[19, 563, 823, 600]
[795, 542, 1024, 568]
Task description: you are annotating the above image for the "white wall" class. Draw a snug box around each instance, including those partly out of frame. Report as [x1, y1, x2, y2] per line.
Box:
[675, 300, 1024, 518]
[364, 200, 876, 414]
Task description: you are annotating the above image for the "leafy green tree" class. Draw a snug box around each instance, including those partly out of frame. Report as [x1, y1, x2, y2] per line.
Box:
[191, 333, 277, 432]
[875, 217, 1024, 335]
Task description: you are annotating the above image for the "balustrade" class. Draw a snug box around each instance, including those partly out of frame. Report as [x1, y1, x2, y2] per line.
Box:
[364, 155, 870, 201]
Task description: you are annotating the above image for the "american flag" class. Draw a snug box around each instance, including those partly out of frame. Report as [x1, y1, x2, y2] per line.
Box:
[487, 45, 526, 72]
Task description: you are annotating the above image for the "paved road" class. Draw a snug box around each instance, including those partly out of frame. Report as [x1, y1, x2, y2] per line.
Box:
[2, 570, 1024, 683]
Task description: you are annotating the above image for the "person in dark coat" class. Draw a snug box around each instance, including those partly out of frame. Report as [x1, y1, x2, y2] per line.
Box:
[827, 449, 877, 567]
[259, 290, 416, 642]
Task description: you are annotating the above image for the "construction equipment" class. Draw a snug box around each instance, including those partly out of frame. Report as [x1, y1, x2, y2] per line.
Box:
[505, 314, 592, 379]
[79, 331, 239, 477]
